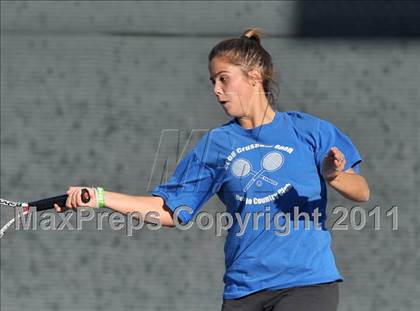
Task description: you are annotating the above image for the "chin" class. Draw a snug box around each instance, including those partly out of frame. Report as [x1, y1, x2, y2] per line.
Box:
[220, 104, 242, 118]
[222, 108, 237, 118]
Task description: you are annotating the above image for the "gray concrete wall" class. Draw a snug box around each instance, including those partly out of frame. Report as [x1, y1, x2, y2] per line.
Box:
[1, 2, 419, 311]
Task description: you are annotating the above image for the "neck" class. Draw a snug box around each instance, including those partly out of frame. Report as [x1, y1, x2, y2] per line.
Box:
[237, 98, 276, 129]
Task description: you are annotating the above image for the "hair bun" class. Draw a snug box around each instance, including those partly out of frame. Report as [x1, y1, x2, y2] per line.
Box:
[240, 28, 263, 45]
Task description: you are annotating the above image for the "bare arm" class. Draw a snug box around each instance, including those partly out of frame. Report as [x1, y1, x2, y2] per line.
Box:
[55, 188, 176, 227]
[102, 192, 176, 227]
[326, 168, 370, 202]
[322, 147, 370, 202]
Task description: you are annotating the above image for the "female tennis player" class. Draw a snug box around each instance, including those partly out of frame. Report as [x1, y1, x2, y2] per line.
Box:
[55, 28, 369, 311]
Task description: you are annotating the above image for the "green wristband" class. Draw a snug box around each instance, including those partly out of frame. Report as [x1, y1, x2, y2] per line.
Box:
[96, 187, 105, 208]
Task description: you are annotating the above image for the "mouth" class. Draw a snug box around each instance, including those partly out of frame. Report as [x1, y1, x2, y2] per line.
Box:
[219, 100, 228, 105]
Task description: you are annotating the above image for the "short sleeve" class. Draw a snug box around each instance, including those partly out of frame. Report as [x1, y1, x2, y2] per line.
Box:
[315, 119, 362, 174]
[151, 147, 221, 224]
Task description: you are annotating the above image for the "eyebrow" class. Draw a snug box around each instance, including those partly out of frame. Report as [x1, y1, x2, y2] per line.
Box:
[209, 70, 229, 81]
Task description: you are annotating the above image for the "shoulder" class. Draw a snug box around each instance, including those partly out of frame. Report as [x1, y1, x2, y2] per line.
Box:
[283, 110, 341, 132]
[280, 111, 343, 150]
[283, 110, 323, 124]
[282, 110, 326, 132]
[201, 120, 237, 142]
[192, 123, 232, 152]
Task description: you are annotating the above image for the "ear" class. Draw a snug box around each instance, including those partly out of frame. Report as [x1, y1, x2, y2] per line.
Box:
[248, 68, 263, 84]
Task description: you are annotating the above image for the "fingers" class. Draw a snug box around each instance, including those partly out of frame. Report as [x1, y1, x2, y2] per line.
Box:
[54, 186, 96, 213]
[54, 203, 67, 213]
[64, 186, 95, 209]
[329, 147, 346, 171]
[324, 147, 346, 173]
[65, 187, 75, 209]
[71, 188, 79, 208]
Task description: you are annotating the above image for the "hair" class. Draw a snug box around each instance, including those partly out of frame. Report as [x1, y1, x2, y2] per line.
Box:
[208, 28, 279, 107]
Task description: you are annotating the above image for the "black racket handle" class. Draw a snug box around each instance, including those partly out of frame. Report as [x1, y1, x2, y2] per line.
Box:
[28, 189, 91, 211]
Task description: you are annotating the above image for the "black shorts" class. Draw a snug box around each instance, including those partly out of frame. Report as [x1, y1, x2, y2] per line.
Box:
[221, 281, 340, 311]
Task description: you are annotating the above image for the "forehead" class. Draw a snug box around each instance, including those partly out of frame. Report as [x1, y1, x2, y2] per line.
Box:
[208, 57, 241, 77]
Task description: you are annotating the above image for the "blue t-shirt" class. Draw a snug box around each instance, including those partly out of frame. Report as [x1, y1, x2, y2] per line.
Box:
[152, 111, 362, 299]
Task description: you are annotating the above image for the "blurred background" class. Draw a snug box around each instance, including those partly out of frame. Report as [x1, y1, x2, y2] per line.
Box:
[1, 1, 419, 310]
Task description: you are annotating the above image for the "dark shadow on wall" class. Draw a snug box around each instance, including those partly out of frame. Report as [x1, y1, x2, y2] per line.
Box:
[296, 0, 420, 38]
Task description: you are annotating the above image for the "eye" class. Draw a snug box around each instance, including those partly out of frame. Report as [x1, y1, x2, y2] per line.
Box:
[209, 74, 228, 85]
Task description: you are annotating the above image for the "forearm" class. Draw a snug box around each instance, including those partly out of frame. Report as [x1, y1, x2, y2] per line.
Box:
[327, 172, 370, 202]
[103, 191, 176, 227]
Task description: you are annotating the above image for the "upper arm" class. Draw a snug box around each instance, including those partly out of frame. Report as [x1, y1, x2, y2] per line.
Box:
[151, 145, 222, 225]
[345, 167, 357, 174]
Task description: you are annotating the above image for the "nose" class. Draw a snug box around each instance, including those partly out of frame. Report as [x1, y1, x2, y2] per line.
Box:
[213, 81, 223, 97]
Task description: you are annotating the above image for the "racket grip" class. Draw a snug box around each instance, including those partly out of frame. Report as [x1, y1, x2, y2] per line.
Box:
[27, 189, 91, 211]
[28, 195, 68, 211]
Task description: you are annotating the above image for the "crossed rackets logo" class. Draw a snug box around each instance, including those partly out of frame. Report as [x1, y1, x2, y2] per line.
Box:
[230, 151, 284, 192]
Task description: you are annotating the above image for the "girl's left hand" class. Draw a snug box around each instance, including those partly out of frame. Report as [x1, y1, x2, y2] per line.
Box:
[322, 147, 346, 182]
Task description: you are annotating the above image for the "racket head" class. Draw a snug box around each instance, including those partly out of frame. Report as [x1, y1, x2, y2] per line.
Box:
[0, 199, 30, 238]
[0, 190, 89, 238]
[0, 198, 26, 208]
[262, 152, 284, 172]
[231, 158, 252, 177]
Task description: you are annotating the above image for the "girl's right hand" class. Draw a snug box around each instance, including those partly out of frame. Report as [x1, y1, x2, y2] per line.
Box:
[54, 187, 97, 212]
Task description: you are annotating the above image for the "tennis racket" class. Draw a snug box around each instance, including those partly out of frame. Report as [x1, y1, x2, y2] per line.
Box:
[243, 152, 284, 192]
[0, 189, 90, 238]
[231, 158, 278, 186]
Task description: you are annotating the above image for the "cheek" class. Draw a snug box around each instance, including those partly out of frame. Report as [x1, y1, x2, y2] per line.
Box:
[227, 80, 250, 97]
[234, 84, 253, 101]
